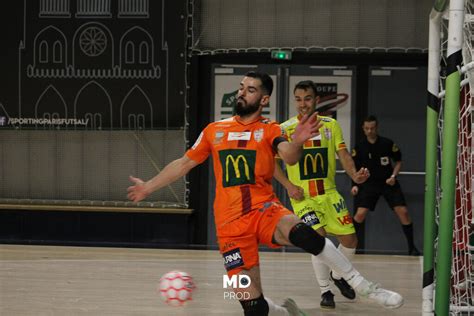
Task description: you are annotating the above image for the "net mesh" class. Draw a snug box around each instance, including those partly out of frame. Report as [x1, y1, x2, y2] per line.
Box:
[436, 1, 474, 313]
[192, 0, 433, 54]
[0, 130, 188, 209]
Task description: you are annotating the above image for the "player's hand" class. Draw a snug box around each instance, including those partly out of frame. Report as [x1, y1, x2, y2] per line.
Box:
[351, 186, 359, 196]
[287, 184, 304, 201]
[127, 176, 149, 202]
[352, 167, 370, 184]
[386, 177, 396, 186]
[292, 112, 323, 145]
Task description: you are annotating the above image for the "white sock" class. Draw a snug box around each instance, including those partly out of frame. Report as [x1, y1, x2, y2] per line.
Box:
[311, 255, 331, 293]
[331, 244, 356, 280]
[316, 238, 365, 289]
[266, 297, 289, 316]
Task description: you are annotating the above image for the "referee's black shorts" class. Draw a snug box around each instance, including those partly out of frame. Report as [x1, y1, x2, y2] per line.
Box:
[355, 181, 407, 211]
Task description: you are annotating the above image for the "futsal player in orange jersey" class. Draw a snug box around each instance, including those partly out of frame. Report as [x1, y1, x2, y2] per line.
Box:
[127, 71, 403, 315]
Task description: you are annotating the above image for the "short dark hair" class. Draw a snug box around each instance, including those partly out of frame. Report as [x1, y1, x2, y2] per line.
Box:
[245, 71, 273, 96]
[364, 115, 378, 125]
[293, 80, 317, 96]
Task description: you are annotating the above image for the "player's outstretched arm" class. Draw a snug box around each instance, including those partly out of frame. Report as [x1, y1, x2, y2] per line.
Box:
[127, 155, 199, 202]
[338, 149, 369, 184]
[277, 112, 322, 165]
[273, 159, 304, 201]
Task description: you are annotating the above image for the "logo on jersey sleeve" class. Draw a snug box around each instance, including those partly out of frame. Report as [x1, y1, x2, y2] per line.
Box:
[218, 149, 256, 187]
[298, 148, 328, 180]
[214, 131, 225, 144]
[392, 143, 400, 152]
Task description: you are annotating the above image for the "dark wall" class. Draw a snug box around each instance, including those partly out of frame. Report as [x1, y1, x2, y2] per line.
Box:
[0, 210, 194, 247]
[0, 0, 187, 129]
[0, 0, 193, 247]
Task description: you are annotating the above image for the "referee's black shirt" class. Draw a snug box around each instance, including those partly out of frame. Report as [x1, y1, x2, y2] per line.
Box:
[352, 136, 402, 183]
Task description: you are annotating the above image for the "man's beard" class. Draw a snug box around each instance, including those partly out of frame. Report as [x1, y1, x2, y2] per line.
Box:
[235, 97, 261, 117]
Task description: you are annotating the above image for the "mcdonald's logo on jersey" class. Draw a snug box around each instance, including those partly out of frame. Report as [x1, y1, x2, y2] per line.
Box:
[218, 149, 256, 187]
[298, 148, 328, 180]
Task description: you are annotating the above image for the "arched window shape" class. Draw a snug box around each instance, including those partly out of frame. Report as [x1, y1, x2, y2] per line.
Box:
[94, 113, 102, 129]
[35, 85, 68, 119]
[125, 42, 134, 64]
[139, 42, 148, 64]
[74, 81, 112, 129]
[127, 114, 136, 129]
[84, 113, 94, 129]
[35, 26, 67, 66]
[120, 26, 154, 69]
[53, 41, 63, 63]
[120, 85, 152, 129]
[39, 41, 48, 63]
[137, 114, 145, 129]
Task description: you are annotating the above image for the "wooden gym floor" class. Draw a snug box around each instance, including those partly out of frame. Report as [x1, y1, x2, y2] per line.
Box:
[0, 244, 422, 315]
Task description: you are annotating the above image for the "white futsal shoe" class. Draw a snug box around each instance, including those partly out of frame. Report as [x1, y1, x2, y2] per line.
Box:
[282, 298, 307, 316]
[358, 282, 404, 309]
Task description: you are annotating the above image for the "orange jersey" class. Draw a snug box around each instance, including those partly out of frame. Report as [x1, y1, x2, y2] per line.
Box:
[186, 116, 284, 230]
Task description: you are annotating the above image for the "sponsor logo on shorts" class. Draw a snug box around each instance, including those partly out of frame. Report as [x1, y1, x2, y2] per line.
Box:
[221, 241, 236, 252]
[337, 214, 353, 226]
[301, 211, 320, 226]
[223, 248, 244, 271]
[333, 198, 347, 213]
[258, 202, 273, 212]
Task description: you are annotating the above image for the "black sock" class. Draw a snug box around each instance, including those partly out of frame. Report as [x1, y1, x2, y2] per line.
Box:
[353, 220, 365, 253]
[240, 294, 269, 316]
[402, 223, 415, 251]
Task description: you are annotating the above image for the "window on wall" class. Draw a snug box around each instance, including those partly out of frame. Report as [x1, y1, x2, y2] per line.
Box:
[53, 41, 63, 63]
[118, 0, 149, 17]
[94, 113, 102, 129]
[139, 42, 149, 64]
[125, 42, 134, 64]
[137, 114, 145, 128]
[39, 41, 48, 63]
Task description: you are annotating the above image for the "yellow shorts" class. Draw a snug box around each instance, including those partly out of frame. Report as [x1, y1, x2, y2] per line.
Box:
[291, 190, 355, 236]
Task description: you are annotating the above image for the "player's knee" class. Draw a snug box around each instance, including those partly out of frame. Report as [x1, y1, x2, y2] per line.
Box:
[288, 222, 326, 255]
[240, 294, 269, 316]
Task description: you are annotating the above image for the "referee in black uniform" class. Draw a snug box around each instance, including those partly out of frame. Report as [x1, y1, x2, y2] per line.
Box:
[350, 115, 420, 255]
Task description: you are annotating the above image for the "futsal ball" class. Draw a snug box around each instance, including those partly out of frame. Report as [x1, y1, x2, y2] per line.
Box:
[158, 270, 195, 306]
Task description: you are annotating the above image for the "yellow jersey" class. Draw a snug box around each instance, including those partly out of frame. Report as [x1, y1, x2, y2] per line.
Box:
[280, 115, 346, 197]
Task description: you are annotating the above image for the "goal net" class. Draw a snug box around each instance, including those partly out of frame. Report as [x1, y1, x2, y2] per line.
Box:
[426, 0, 474, 314]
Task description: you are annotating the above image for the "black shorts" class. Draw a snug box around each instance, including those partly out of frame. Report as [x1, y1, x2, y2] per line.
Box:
[355, 181, 407, 211]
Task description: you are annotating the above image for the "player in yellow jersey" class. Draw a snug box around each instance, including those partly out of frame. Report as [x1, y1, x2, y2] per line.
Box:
[274, 80, 369, 310]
